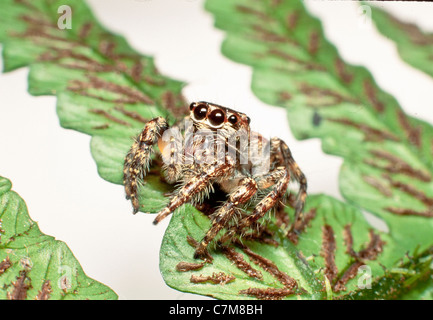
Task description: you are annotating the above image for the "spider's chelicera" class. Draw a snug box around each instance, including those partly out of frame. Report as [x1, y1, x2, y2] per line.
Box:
[123, 101, 307, 258]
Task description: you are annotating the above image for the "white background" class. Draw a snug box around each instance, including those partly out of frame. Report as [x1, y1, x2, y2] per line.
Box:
[1, 0, 433, 300]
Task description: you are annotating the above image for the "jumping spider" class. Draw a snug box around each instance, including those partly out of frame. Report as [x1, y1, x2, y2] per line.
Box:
[123, 101, 307, 258]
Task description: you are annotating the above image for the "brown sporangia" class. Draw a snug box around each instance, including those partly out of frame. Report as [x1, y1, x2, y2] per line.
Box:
[308, 31, 320, 56]
[38, 47, 118, 73]
[114, 105, 149, 124]
[332, 261, 364, 292]
[130, 60, 144, 83]
[268, 49, 325, 72]
[321, 225, 338, 284]
[251, 24, 287, 44]
[160, 91, 189, 119]
[7, 270, 32, 300]
[327, 117, 400, 143]
[35, 280, 52, 300]
[235, 5, 274, 22]
[190, 272, 235, 285]
[240, 245, 298, 290]
[397, 110, 422, 148]
[12, 9, 179, 112]
[299, 83, 358, 107]
[277, 91, 292, 103]
[69, 81, 143, 105]
[85, 75, 155, 105]
[239, 287, 296, 300]
[143, 75, 167, 87]
[334, 58, 354, 84]
[286, 11, 299, 30]
[14, 0, 38, 11]
[365, 150, 431, 182]
[342, 224, 356, 258]
[92, 123, 110, 130]
[385, 207, 433, 218]
[78, 22, 93, 39]
[0, 257, 12, 275]
[14, 15, 68, 44]
[270, 0, 283, 7]
[388, 14, 433, 46]
[363, 79, 385, 113]
[236, 242, 303, 300]
[90, 108, 131, 127]
[323, 225, 385, 292]
[356, 229, 385, 261]
[362, 175, 393, 198]
[383, 174, 433, 208]
[98, 40, 117, 59]
[20, 13, 159, 86]
[220, 246, 263, 280]
[176, 261, 205, 272]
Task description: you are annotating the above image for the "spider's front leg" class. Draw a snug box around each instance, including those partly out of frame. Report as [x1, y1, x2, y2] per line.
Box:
[123, 117, 169, 214]
[152, 156, 236, 225]
[194, 177, 258, 259]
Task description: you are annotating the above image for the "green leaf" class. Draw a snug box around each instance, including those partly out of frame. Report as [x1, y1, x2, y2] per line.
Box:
[344, 248, 433, 300]
[0, 0, 187, 213]
[368, 4, 433, 78]
[204, 0, 433, 298]
[161, 195, 401, 300]
[0, 176, 117, 300]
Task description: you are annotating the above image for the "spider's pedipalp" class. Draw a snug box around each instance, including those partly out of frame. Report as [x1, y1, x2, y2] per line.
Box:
[123, 116, 169, 214]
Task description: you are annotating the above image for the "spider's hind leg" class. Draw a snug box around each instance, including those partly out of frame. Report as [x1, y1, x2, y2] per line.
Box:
[123, 117, 169, 214]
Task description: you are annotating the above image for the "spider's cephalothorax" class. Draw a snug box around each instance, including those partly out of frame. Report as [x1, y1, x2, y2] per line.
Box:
[123, 101, 307, 258]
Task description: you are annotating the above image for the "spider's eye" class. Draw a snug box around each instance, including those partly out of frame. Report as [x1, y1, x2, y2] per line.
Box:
[194, 105, 208, 120]
[189, 102, 196, 110]
[228, 115, 238, 125]
[208, 109, 225, 126]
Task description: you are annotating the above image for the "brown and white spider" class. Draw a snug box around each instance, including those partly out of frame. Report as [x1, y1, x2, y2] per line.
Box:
[123, 101, 307, 258]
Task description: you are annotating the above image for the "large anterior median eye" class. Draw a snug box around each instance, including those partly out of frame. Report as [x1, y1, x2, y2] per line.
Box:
[208, 109, 225, 126]
[193, 105, 208, 120]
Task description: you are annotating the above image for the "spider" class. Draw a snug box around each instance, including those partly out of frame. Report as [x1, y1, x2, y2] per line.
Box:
[123, 101, 307, 259]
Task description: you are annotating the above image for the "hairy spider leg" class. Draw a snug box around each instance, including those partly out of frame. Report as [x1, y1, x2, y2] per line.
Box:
[219, 137, 307, 241]
[219, 166, 290, 243]
[194, 177, 258, 259]
[123, 117, 169, 214]
[277, 138, 308, 227]
[236, 169, 291, 233]
[152, 156, 236, 225]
